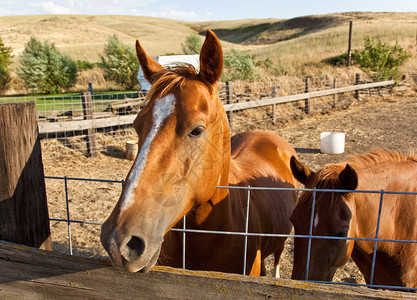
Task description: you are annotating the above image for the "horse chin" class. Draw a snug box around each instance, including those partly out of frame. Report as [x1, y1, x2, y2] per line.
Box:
[125, 244, 162, 273]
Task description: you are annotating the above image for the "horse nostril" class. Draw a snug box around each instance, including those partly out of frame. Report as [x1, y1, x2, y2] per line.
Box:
[125, 236, 146, 261]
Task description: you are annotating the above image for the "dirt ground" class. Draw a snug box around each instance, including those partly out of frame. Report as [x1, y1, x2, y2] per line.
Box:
[42, 92, 416, 284]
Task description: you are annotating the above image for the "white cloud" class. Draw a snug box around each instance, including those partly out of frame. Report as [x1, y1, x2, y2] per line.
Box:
[149, 9, 196, 19]
[0, 0, 212, 20]
[141, 5, 214, 21]
[40, 1, 77, 14]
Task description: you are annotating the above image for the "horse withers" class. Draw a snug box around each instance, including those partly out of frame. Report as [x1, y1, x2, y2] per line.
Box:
[290, 150, 417, 290]
[100, 29, 298, 276]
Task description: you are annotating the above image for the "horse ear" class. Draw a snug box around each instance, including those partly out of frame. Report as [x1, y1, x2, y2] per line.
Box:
[290, 156, 314, 185]
[338, 164, 358, 191]
[135, 39, 165, 84]
[199, 29, 223, 86]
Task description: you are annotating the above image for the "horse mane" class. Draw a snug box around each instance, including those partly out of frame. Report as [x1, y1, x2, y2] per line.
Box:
[298, 150, 416, 208]
[346, 149, 416, 169]
[313, 149, 415, 186]
[145, 64, 207, 103]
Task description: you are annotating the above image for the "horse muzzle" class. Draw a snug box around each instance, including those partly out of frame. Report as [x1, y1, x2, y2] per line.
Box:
[101, 220, 162, 273]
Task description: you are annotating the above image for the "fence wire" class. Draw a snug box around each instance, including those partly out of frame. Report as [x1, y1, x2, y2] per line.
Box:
[46, 175, 417, 292]
[0, 73, 390, 159]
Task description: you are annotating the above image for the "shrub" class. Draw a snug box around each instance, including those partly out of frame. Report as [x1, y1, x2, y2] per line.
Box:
[222, 49, 257, 81]
[0, 66, 11, 94]
[182, 32, 202, 55]
[353, 36, 411, 81]
[0, 37, 13, 93]
[76, 60, 95, 70]
[18, 37, 78, 94]
[100, 35, 139, 90]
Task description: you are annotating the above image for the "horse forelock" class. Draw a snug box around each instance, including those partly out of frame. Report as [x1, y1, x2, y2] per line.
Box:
[296, 164, 343, 210]
[145, 65, 203, 103]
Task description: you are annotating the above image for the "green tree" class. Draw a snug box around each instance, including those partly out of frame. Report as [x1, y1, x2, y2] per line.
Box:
[101, 35, 139, 90]
[0, 37, 13, 93]
[18, 37, 78, 94]
[222, 49, 257, 81]
[182, 32, 202, 55]
[0, 37, 13, 69]
[353, 36, 411, 81]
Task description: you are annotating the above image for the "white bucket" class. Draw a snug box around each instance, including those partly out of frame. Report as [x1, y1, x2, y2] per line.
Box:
[320, 132, 345, 154]
[125, 140, 138, 160]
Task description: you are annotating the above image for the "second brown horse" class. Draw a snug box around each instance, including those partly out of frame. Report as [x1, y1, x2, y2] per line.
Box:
[290, 150, 417, 290]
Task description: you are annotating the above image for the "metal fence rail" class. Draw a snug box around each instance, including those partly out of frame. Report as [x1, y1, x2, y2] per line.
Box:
[46, 175, 417, 292]
[1, 74, 394, 158]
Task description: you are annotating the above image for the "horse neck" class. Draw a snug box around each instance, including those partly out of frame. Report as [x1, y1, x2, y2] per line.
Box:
[350, 185, 398, 255]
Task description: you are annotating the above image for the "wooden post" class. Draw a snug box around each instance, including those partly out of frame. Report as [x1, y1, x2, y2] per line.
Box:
[0, 102, 52, 250]
[81, 92, 97, 157]
[304, 77, 311, 114]
[347, 21, 353, 67]
[354, 73, 360, 100]
[271, 85, 277, 125]
[225, 82, 233, 131]
[333, 78, 338, 108]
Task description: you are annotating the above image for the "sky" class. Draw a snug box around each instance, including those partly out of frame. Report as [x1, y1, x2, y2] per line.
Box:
[1, 0, 416, 21]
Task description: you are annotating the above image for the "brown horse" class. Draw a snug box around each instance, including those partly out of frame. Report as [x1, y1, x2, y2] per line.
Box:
[100, 30, 298, 276]
[290, 150, 417, 290]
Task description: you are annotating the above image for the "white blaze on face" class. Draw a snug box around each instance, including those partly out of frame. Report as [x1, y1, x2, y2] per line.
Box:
[119, 93, 176, 213]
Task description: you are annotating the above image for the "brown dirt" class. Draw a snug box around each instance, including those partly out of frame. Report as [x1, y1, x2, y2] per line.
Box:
[42, 92, 417, 283]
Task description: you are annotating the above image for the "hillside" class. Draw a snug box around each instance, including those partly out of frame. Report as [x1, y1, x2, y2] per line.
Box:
[1, 12, 416, 93]
[1, 12, 416, 62]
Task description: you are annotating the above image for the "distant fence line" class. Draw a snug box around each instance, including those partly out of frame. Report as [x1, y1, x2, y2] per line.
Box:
[0, 74, 395, 158]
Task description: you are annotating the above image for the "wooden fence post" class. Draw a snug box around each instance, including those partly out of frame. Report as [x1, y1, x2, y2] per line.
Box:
[304, 77, 311, 114]
[271, 85, 277, 125]
[347, 21, 353, 67]
[225, 82, 234, 131]
[355, 73, 361, 100]
[81, 92, 97, 157]
[333, 78, 338, 108]
[0, 102, 52, 250]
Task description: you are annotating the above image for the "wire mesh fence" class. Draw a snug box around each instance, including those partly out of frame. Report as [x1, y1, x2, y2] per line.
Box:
[46, 175, 417, 292]
[0, 73, 392, 159]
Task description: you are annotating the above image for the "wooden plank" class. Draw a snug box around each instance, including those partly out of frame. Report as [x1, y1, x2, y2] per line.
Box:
[223, 80, 395, 112]
[0, 241, 415, 299]
[38, 115, 137, 134]
[0, 103, 51, 250]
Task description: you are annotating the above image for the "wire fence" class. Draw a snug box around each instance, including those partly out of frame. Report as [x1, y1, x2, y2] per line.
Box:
[0, 73, 391, 159]
[45, 175, 417, 292]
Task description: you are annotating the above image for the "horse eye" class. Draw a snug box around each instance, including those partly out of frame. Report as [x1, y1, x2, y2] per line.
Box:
[188, 126, 205, 138]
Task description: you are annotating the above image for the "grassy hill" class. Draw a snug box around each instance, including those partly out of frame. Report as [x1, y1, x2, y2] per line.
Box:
[1, 12, 416, 92]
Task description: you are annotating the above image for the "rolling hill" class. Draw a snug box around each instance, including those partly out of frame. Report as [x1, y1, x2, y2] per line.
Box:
[1, 12, 416, 62]
[1, 12, 416, 92]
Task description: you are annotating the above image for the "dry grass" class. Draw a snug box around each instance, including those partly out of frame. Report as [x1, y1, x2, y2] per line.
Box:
[1, 12, 417, 93]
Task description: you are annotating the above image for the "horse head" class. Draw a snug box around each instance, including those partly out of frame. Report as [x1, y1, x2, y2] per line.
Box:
[289, 156, 358, 281]
[100, 30, 230, 272]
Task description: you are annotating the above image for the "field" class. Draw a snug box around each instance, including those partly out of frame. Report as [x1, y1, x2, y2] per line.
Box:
[1, 12, 417, 93]
[41, 91, 417, 284]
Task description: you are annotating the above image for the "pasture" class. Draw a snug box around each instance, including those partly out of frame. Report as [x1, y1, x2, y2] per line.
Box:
[1, 12, 416, 93]
[41, 92, 416, 285]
